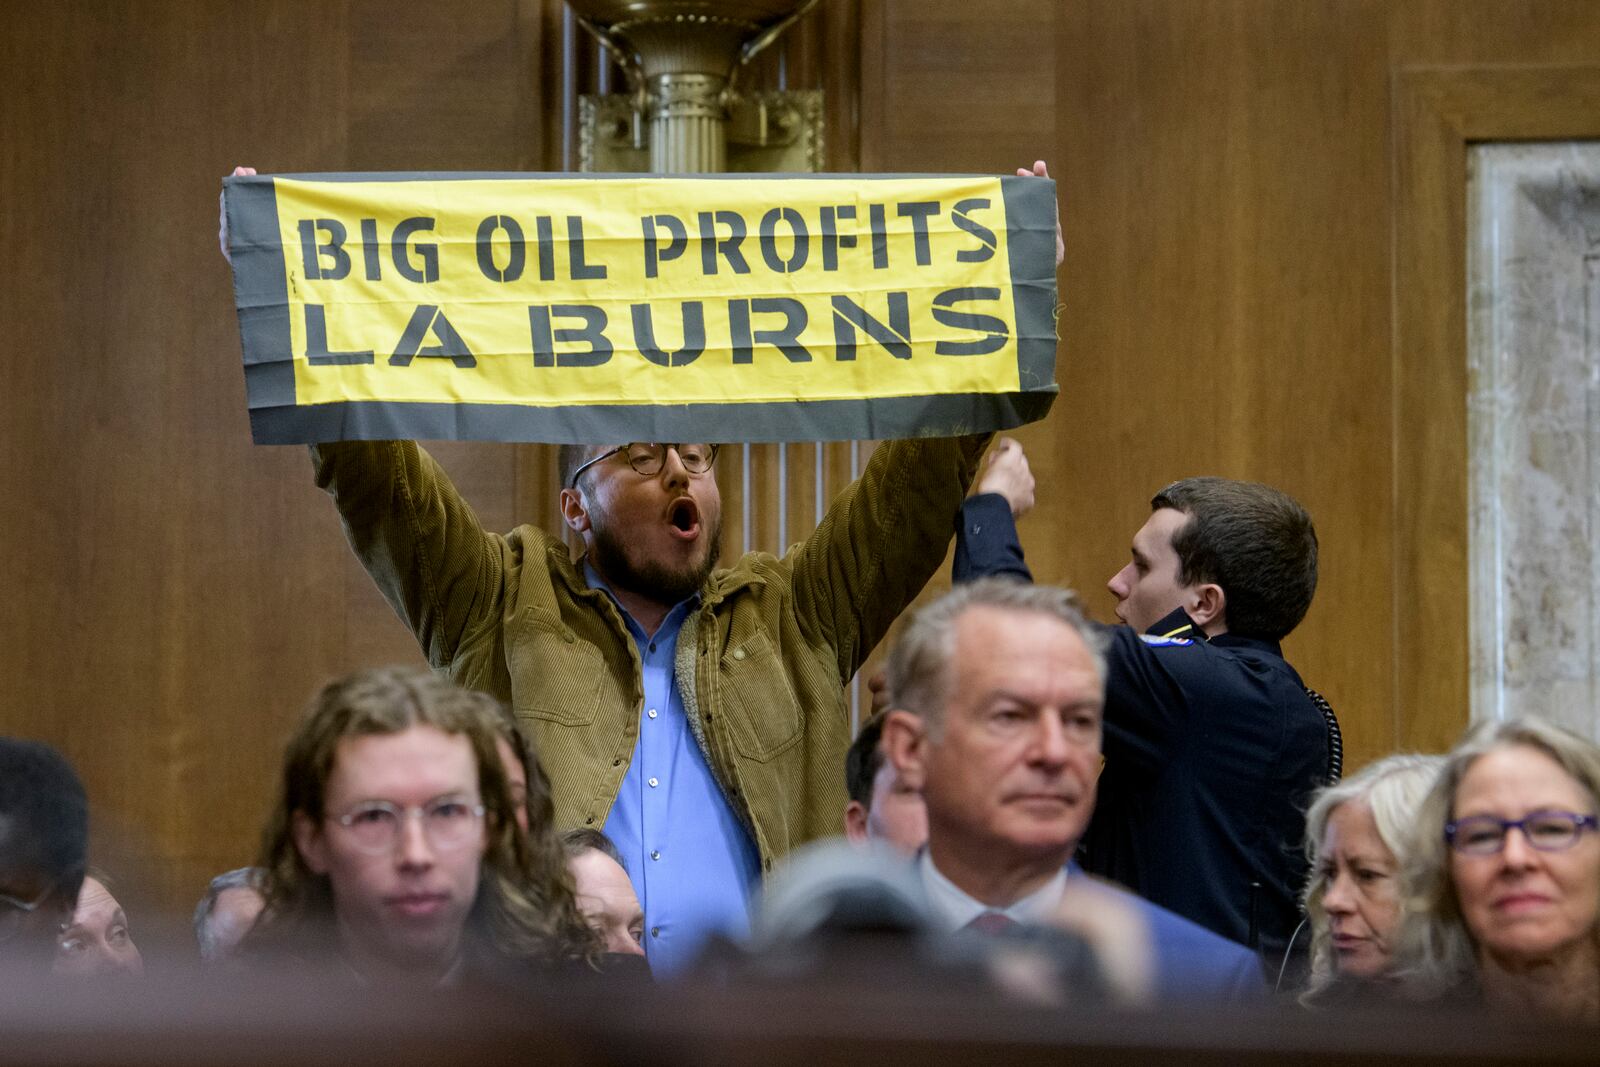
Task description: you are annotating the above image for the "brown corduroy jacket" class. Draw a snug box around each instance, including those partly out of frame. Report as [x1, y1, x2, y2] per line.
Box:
[311, 435, 988, 870]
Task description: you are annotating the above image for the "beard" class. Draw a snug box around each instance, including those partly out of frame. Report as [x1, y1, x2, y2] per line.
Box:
[588, 509, 723, 607]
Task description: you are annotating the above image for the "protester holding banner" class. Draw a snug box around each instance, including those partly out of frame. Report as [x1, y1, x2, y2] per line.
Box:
[310, 428, 989, 975]
[222, 162, 1062, 975]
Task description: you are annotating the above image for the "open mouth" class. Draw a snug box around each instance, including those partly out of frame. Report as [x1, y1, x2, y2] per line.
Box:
[667, 497, 701, 539]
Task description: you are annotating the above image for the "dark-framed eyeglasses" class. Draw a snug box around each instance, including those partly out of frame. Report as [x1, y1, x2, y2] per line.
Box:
[567, 443, 718, 490]
[1444, 810, 1599, 855]
[327, 797, 487, 855]
[0, 883, 58, 946]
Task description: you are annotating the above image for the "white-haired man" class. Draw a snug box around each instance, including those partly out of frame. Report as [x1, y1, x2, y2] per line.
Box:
[879, 579, 1262, 1001]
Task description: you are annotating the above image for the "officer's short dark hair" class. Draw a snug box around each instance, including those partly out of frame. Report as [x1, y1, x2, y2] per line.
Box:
[844, 713, 890, 808]
[1151, 477, 1318, 641]
[0, 738, 89, 905]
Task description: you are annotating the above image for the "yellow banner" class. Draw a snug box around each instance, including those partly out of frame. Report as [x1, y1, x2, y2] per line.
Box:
[225, 172, 1058, 444]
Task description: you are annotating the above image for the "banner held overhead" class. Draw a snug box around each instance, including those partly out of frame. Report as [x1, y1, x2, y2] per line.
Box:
[224, 172, 1059, 444]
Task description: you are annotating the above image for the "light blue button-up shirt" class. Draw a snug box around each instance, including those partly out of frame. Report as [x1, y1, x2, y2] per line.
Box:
[586, 564, 762, 976]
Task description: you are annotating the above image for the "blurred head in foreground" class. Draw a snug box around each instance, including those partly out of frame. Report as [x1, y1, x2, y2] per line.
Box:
[561, 828, 645, 957]
[245, 667, 596, 984]
[0, 738, 88, 974]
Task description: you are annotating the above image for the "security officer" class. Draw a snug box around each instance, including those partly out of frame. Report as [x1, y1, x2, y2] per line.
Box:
[941, 439, 1331, 966]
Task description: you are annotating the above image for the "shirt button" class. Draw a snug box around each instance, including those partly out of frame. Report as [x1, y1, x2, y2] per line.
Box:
[651, 927, 660, 938]
[733, 648, 746, 661]
[647, 708, 658, 719]
[648, 777, 659, 788]
[649, 642, 656, 653]
[651, 849, 661, 861]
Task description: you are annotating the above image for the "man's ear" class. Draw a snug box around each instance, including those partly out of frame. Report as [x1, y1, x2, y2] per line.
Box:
[1187, 582, 1227, 634]
[560, 486, 591, 535]
[880, 709, 929, 792]
[293, 811, 329, 875]
[843, 800, 869, 844]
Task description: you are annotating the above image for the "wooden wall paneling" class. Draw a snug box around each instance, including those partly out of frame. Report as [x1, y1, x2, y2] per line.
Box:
[869, 0, 1056, 173]
[1049, 2, 1402, 766]
[0, 1, 360, 910]
[821, 0, 862, 172]
[857, 0, 889, 172]
[166, 3, 358, 911]
[1391, 63, 1600, 754]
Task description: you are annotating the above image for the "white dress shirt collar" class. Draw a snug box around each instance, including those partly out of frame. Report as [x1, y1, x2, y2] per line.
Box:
[918, 849, 1067, 932]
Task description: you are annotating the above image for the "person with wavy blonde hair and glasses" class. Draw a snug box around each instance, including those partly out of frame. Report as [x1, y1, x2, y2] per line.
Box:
[243, 667, 598, 985]
[1394, 718, 1600, 1023]
[1297, 754, 1442, 1003]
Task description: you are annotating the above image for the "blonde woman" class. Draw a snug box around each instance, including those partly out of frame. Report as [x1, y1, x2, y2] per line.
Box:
[1298, 754, 1442, 1002]
[1396, 718, 1600, 1023]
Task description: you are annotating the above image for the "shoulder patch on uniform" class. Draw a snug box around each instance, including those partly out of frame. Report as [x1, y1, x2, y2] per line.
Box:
[1138, 634, 1194, 647]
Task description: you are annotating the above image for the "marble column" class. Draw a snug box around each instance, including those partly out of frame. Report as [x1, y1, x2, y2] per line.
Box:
[1468, 143, 1600, 740]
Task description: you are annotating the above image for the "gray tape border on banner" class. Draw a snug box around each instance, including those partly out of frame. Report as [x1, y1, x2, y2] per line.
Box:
[999, 176, 1060, 393]
[248, 391, 1058, 446]
[226, 177, 296, 413]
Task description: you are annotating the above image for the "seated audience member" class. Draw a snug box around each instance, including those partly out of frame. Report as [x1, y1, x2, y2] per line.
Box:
[949, 440, 1329, 961]
[878, 579, 1262, 1002]
[194, 867, 266, 965]
[843, 713, 928, 856]
[242, 666, 598, 985]
[1297, 754, 1442, 1002]
[0, 738, 88, 974]
[1396, 718, 1600, 1023]
[561, 828, 646, 958]
[54, 871, 144, 980]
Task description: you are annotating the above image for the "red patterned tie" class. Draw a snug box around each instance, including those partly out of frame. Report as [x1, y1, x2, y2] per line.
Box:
[964, 911, 1019, 935]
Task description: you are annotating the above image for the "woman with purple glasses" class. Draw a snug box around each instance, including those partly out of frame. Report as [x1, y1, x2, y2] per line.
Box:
[1395, 717, 1600, 1023]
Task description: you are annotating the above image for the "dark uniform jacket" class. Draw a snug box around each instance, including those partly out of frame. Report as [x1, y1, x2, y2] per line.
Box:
[952, 493, 1327, 962]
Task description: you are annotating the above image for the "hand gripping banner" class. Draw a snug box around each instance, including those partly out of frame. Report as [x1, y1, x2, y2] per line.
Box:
[224, 172, 1059, 444]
